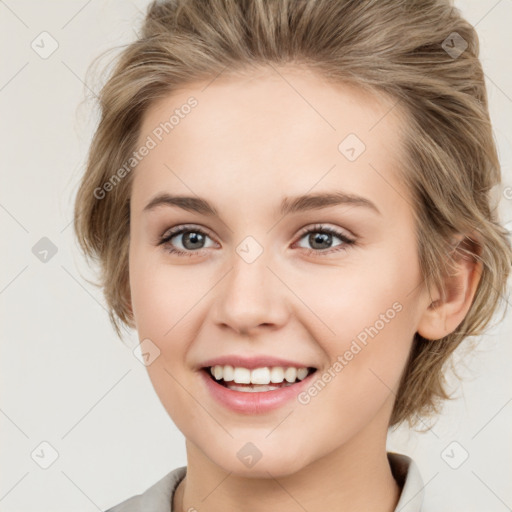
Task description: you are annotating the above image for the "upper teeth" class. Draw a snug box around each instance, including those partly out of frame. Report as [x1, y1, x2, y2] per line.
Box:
[209, 365, 310, 385]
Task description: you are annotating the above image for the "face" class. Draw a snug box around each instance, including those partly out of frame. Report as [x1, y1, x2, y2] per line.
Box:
[128, 65, 431, 478]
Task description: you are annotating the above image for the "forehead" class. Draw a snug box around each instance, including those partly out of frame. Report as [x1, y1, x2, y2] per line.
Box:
[132, 65, 409, 214]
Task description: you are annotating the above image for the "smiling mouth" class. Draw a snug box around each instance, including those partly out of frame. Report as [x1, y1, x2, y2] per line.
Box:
[201, 366, 317, 391]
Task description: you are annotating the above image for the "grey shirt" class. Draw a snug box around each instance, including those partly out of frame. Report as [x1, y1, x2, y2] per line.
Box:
[104, 452, 424, 512]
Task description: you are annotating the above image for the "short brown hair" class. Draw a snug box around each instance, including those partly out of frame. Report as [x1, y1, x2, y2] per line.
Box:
[73, 0, 511, 427]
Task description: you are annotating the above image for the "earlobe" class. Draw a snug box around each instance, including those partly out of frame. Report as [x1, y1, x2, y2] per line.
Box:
[417, 236, 483, 341]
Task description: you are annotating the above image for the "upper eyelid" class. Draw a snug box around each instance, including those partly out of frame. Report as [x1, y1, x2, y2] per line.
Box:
[296, 223, 355, 240]
[160, 224, 216, 242]
[159, 223, 355, 246]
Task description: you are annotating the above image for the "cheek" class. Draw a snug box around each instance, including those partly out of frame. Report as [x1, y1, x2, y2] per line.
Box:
[289, 246, 419, 344]
[129, 253, 202, 425]
[296, 296, 415, 442]
[129, 249, 204, 335]
[292, 247, 420, 397]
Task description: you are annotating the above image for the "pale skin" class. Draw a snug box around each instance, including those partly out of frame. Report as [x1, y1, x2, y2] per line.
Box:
[127, 65, 481, 512]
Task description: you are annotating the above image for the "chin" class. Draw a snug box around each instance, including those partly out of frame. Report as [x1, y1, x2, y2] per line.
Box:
[204, 441, 312, 479]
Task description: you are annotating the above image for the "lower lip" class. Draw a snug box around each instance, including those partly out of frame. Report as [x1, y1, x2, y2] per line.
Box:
[199, 368, 316, 414]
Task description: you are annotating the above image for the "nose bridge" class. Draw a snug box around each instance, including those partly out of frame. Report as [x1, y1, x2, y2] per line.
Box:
[212, 237, 289, 333]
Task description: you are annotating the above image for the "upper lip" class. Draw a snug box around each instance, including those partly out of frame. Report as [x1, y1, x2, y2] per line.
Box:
[199, 355, 317, 370]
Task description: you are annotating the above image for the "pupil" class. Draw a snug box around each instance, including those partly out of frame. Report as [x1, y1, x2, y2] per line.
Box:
[310, 232, 331, 250]
[183, 232, 204, 249]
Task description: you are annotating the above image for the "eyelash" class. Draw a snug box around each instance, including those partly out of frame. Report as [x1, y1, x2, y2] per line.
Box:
[157, 223, 356, 257]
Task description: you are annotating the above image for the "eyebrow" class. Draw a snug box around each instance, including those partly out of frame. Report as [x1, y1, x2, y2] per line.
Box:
[143, 191, 381, 217]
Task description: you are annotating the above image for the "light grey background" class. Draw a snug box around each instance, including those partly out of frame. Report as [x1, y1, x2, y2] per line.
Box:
[1, 1, 511, 510]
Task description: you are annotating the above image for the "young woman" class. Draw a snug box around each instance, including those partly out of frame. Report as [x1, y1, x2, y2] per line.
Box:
[73, 1, 511, 510]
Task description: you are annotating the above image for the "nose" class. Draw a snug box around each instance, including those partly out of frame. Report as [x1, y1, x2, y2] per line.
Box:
[211, 251, 290, 336]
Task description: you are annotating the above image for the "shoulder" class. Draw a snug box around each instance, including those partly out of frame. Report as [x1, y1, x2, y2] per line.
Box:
[388, 452, 425, 512]
[104, 466, 187, 512]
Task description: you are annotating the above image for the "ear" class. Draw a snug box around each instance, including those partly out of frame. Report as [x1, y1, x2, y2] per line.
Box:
[417, 235, 483, 341]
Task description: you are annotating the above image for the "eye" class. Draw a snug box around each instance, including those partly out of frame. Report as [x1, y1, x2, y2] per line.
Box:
[157, 223, 356, 258]
[294, 224, 355, 255]
[158, 225, 217, 257]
